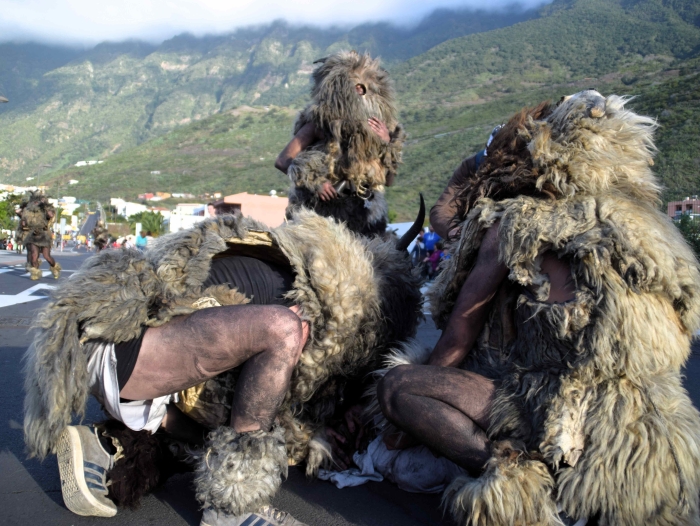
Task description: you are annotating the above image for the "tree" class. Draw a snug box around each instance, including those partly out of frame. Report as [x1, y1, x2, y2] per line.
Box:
[128, 211, 165, 236]
[675, 214, 700, 258]
[0, 193, 23, 231]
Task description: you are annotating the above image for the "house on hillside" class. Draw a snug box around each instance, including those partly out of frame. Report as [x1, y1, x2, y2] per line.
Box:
[668, 196, 700, 220]
[148, 206, 171, 220]
[110, 198, 148, 218]
[169, 203, 206, 232]
[210, 192, 288, 227]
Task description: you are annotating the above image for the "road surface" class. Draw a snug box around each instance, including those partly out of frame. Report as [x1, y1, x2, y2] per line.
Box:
[2, 249, 700, 525]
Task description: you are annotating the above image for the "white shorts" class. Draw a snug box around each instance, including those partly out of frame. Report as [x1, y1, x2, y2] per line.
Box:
[87, 341, 177, 433]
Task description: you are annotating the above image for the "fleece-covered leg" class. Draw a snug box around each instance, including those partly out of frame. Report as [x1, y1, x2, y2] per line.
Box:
[194, 425, 288, 516]
[443, 440, 562, 526]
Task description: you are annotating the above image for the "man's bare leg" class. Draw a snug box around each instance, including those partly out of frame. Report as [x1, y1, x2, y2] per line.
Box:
[378, 364, 497, 473]
[41, 246, 56, 267]
[28, 243, 40, 268]
[120, 304, 308, 433]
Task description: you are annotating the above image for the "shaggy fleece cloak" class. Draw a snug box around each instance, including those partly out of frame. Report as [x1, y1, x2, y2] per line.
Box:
[17, 192, 55, 248]
[286, 51, 406, 236]
[24, 211, 422, 475]
[424, 92, 700, 526]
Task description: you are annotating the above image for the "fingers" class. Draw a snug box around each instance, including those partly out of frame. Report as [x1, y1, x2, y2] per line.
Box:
[327, 427, 346, 444]
[327, 428, 352, 470]
[367, 117, 390, 143]
[318, 182, 338, 201]
[345, 411, 356, 433]
[448, 226, 462, 240]
[288, 305, 310, 344]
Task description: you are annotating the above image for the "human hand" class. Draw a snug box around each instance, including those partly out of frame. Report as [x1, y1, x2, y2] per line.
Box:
[383, 431, 418, 451]
[325, 404, 367, 470]
[326, 427, 353, 471]
[368, 117, 390, 143]
[318, 181, 338, 201]
[343, 404, 367, 451]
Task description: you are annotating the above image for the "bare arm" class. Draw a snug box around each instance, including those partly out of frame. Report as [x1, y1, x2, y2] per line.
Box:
[429, 224, 508, 368]
[429, 154, 479, 239]
[274, 122, 321, 174]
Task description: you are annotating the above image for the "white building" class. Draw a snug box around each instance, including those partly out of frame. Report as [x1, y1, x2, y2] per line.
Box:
[110, 198, 148, 218]
[169, 203, 206, 232]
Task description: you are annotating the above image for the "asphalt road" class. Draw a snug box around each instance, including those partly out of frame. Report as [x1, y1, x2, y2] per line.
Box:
[79, 212, 99, 237]
[2, 249, 700, 526]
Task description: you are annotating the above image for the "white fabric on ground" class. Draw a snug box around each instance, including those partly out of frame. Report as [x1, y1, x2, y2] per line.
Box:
[319, 436, 466, 493]
[87, 341, 176, 433]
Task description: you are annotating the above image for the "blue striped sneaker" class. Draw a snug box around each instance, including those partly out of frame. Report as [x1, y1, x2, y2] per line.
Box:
[56, 425, 117, 517]
[201, 505, 307, 526]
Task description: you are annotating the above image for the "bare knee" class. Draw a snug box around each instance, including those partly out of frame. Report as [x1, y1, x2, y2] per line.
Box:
[378, 365, 415, 422]
[263, 305, 305, 363]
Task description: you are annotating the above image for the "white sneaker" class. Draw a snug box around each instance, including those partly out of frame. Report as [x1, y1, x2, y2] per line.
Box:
[201, 505, 307, 526]
[56, 425, 117, 517]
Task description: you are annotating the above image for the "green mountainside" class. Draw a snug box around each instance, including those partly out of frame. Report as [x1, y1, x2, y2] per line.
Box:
[0, 5, 538, 182]
[1, 0, 700, 220]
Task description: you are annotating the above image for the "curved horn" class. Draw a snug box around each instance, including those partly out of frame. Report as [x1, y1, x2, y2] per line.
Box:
[396, 194, 425, 252]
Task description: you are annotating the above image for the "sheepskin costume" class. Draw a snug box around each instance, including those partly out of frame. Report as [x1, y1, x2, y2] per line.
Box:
[91, 221, 110, 251]
[24, 209, 422, 515]
[389, 91, 700, 525]
[17, 190, 55, 248]
[286, 50, 406, 236]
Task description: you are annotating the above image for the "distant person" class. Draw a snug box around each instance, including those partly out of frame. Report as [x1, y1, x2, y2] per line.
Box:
[17, 191, 61, 280]
[422, 225, 441, 255]
[135, 231, 148, 251]
[422, 240, 444, 280]
[410, 229, 426, 267]
[91, 220, 110, 252]
[207, 203, 217, 217]
[276, 51, 406, 237]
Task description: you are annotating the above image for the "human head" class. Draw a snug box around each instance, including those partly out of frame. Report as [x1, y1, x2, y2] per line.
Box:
[309, 51, 398, 126]
[140, 230, 146, 237]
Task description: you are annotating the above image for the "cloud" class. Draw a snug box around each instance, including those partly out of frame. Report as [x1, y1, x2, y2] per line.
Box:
[0, 0, 549, 46]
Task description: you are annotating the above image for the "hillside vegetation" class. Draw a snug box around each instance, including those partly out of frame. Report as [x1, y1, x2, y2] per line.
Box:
[0, 5, 538, 182]
[1, 0, 700, 220]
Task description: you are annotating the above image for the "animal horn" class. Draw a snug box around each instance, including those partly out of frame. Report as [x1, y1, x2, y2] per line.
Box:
[396, 194, 425, 252]
[313, 57, 328, 64]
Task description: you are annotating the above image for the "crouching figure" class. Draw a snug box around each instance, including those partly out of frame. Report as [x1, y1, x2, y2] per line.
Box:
[23, 206, 423, 525]
[375, 92, 700, 525]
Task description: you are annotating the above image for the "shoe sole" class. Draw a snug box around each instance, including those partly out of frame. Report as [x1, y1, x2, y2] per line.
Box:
[56, 427, 116, 517]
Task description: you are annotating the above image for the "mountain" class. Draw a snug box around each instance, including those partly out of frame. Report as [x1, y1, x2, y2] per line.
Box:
[0, 5, 539, 182]
[1, 0, 700, 220]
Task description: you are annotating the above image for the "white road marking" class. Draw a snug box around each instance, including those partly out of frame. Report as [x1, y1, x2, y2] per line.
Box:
[0, 269, 14, 274]
[0, 283, 56, 308]
[21, 271, 53, 278]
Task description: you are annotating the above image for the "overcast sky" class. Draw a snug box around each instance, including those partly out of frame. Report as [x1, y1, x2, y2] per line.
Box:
[0, 0, 549, 46]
